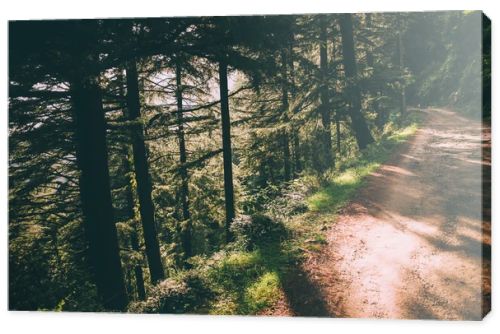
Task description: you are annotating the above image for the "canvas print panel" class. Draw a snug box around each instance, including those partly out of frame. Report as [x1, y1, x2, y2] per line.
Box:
[8, 11, 491, 319]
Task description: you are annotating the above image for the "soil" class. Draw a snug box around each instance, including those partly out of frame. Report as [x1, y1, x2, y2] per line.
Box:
[270, 109, 491, 320]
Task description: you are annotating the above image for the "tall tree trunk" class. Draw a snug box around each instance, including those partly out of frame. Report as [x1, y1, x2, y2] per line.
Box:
[291, 96, 301, 176]
[288, 36, 302, 177]
[118, 70, 147, 301]
[280, 50, 291, 182]
[331, 26, 342, 155]
[219, 59, 235, 243]
[397, 16, 407, 116]
[175, 62, 192, 260]
[71, 76, 128, 311]
[319, 16, 334, 168]
[339, 14, 375, 150]
[121, 124, 147, 301]
[125, 60, 164, 283]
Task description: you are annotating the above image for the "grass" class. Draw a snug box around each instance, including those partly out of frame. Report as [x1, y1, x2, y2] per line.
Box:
[206, 246, 291, 315]
[307, 163, 380, 212]
[308, 122, 419, 213]
[244, 272, 281, 312]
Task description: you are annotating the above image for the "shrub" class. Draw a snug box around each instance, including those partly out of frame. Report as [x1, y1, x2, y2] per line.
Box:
[262, 178, 316, 221]
[265, 191, 309, 221]
[128, 271, 212, 314]
[230, 214, 287, 250]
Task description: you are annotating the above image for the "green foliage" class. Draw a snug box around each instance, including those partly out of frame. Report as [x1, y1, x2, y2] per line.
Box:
[129, 271, 213, 314]
[129, 209, 294, 315]
[130, 243, 291, 315]
[231, 214, 288, 250]
[204, 247, 290, 315]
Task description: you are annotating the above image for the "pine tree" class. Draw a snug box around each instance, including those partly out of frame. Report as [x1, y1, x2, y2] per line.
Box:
[338, 14, 375, 149]
[125, 59, 165, 283]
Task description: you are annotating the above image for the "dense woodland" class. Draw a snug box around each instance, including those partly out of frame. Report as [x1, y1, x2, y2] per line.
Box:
[9, 11, 488, 313]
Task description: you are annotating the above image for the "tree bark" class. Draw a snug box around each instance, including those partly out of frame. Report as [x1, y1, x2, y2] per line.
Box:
[71, 76, 128, 311]
[218, 59, 235, 243]
[125, 59, 165, 283]
[319, 16, 334, 168]
[175, 62, 192, 260]
[118, 70, 147, 301]
[330, 31, 343, 155]
[339, 14, 375, 150]
[121, 125, 147, 301]
[288, 41, 301, 176]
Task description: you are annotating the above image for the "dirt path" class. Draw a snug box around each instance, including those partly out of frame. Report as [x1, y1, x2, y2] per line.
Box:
[274, 109, 491, 320]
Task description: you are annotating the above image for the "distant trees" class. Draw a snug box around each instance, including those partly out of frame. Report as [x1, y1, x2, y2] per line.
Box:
[11, 12, 465, 311]
[402, 11, 483, 114]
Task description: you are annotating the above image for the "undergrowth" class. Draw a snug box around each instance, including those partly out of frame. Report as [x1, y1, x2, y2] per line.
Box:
[128, 113, 422, 315]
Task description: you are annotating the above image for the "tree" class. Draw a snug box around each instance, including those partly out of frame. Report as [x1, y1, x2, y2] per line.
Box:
[280, 49, 292, 182]
[71, 74, 128, 310]
[125, 59, 165, 283]
[288, 35, 302, 177]
[200, 16, 278, 241]
[218, 58, 236, 242]
[318, 15, 334, 169]
[8, 20, 131, 310]
[339, 14, 375, 149]
[116, 70, 147, 301]
[396, 15, 407, 116]
[175, 60, 193, 260]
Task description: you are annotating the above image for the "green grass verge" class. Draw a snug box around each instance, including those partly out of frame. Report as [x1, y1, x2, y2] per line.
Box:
[307, 122, 419, 212]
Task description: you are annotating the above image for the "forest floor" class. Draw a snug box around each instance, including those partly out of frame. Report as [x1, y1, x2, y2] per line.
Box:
[269, 108, 491, 320]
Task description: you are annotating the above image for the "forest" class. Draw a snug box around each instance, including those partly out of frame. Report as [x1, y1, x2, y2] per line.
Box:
[9, 11, 489, 315]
